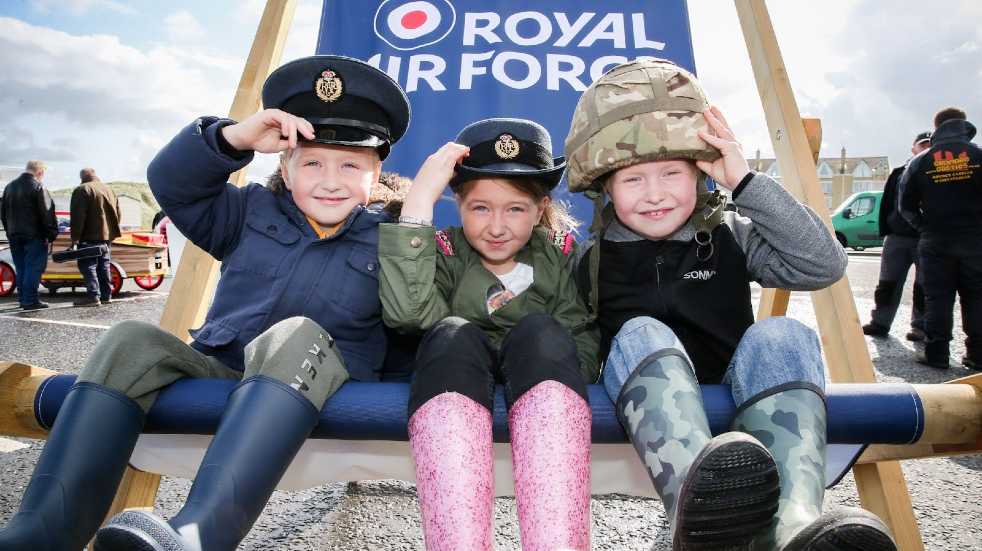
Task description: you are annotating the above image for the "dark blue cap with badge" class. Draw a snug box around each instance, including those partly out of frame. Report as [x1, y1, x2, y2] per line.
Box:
[450, 118, 567, 191]
[262, 55, 410, 160]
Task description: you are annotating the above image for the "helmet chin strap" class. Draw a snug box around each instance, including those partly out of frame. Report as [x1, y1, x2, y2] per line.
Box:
[690, 173, 728, 261]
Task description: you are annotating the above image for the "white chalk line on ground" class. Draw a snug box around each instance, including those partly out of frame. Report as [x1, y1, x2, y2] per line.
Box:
[0, 315, 110, 330]
[0, 437, 29, 454]
[846, 256, 882, 264]
[0, 290, 165, 316]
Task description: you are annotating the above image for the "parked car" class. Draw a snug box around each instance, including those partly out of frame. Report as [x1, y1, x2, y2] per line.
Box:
[0, 245, 13, 297]
[831, 191, 883, 251]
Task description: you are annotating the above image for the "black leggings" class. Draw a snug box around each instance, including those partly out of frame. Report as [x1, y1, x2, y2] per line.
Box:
[408, 313, 588, 417]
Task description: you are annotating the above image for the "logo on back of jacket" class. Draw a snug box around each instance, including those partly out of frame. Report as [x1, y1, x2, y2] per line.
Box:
[928, 149, 980, 184]
[683, 269, 716, 281]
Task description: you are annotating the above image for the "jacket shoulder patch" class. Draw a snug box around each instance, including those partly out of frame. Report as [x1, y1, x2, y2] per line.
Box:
[549, 230, 575, 255]
[435, 230, 455, 256]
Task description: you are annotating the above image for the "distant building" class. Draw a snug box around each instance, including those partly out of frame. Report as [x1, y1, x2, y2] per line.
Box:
[118, 195, 144, 230]
[747, 148, 890, 210]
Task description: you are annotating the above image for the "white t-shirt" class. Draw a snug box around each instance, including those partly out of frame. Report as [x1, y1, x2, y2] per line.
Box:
[496, 262, 534, 296]
[486, 262, 534, 313]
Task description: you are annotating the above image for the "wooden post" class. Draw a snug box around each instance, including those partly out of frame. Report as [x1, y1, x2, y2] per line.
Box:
[0, 362, 55, 439]
[733, 1, 924, 549]
[102, 0, 298, 532]
[757, 118, 822, 321]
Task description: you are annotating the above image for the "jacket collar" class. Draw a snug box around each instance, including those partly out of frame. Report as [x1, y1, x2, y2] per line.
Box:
[274, 191, 386, 240]
[932, 119, 977, 144]
[602, 215, 697, 243]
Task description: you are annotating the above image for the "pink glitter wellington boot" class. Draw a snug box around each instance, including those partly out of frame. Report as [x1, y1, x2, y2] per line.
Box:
[408, 392, 494, 551]
[509, 380, 592, 551]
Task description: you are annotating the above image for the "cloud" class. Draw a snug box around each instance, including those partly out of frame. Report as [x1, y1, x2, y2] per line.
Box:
[804, 0, 982, 164]
[0, 17, 240, 129]
[0, 125, 78, 164]
[0, 16, 247, 187]
[688, 0, 981, 168]
[30, 0, 134, 16]
[164, 10, 206, 44]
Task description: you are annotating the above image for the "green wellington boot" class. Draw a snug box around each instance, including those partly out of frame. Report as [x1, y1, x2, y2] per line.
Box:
[733, 387, 898, 551]
[616, 349, 780, 550]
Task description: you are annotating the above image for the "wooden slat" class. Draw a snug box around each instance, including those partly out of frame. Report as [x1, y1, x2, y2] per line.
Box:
[733, 1, 924, 549]
[756, 118, 822, 321]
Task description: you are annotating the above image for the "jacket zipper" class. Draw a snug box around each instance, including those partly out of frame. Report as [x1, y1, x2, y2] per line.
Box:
[654, 255, 666, 318]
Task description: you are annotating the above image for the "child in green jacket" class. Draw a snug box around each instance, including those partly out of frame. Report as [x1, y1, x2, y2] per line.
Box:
[379, 118, 598, 550]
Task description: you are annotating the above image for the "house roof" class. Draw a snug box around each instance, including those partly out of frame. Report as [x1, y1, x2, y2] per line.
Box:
[749, 156, 891, 176]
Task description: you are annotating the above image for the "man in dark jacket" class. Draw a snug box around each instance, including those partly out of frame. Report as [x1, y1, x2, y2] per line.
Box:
[69, 168, 121, 306]
[900, 107, 982, 369]
[0, 160, 58, 309]
[863, 132, 931, 340]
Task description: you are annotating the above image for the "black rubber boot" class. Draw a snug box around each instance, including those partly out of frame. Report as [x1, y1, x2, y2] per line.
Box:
[0, 382, 145, 551]
[95, 376, 319, 551]
[673, 432, 781, 551]
[783, 507, 897, 551]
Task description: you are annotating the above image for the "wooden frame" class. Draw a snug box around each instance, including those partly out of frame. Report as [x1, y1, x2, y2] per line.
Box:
[734, 1, 923, 548]
[1, 2, 970, 549]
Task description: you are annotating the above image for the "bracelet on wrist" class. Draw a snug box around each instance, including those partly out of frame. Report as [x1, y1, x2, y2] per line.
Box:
[398, 215, 433, 227]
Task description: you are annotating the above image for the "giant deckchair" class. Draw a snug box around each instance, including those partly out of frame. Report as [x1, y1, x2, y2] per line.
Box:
[1, 2, 980, 550]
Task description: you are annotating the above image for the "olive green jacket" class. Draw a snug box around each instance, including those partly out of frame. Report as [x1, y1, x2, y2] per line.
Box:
[378, 223, 601, 383]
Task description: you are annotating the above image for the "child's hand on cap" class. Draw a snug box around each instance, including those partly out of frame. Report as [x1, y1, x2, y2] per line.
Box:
[696, 106, 752, 190]
[221, 109, 316, 154]
[409, 142, 470, 205]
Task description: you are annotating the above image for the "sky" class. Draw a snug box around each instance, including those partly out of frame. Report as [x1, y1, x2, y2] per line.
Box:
[0, 0, 979, 190]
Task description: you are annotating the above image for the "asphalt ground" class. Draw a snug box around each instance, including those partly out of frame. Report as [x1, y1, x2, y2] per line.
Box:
[1, 252, 980, 550]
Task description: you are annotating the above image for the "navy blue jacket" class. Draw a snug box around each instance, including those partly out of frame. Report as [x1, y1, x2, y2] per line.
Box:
[879, 165, 918, 238]
[147, 117, 390, 380]
[899, 119, 982, 243]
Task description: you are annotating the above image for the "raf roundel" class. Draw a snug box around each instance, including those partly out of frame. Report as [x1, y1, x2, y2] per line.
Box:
[387, 1, 441, 40]
[374, 0, 457, 51]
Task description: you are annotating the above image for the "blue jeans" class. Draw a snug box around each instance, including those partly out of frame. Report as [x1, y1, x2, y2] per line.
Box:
[603, 316, 826, 408]
[8, 236, 48, 306]
[77, 241, 112, 300]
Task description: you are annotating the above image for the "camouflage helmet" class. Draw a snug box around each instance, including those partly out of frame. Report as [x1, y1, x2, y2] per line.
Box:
[564, 58, 721, 193]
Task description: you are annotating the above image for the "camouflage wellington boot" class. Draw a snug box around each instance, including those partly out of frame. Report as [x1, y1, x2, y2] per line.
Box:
[617, 349, 780, 550]
[733, 388, 897, 551]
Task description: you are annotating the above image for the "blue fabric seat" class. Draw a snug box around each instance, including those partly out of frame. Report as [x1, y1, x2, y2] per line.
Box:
[34, 375, 925, 446]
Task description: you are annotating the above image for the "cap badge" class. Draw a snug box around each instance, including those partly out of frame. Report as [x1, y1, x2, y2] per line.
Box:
[315, 69, 343, 103]
[494, 134, 520, 160]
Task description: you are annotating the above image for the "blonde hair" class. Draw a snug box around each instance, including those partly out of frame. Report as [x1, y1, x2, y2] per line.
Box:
[457, 177, 580, 234]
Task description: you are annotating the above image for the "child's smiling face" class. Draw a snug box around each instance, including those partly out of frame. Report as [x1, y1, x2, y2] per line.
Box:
[605, 159, 699, 240]
[281, 143, 381, 226]
[457, 178, 546, 275]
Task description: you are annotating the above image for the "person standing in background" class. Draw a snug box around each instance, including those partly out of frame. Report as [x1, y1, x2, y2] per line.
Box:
[900, 107, 982, 370]
[863, 132, 931, 340]
[0, 160, 58, 310]
[69, 167, 121, 306]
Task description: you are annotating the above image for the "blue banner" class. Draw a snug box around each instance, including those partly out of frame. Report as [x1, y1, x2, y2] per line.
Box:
[318, 0, 696, 226]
